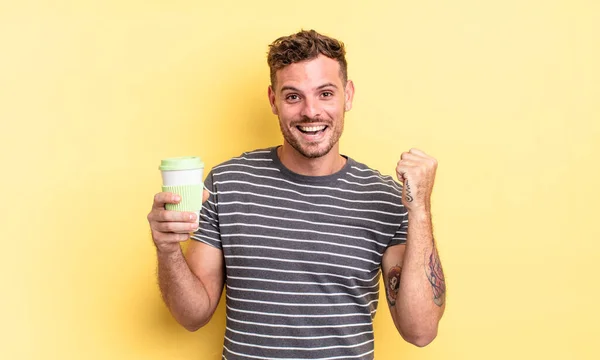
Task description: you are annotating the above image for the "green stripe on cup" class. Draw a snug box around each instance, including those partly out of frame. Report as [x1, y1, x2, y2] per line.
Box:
[162, 184, 204, 211]
[159, 156, 204, 171]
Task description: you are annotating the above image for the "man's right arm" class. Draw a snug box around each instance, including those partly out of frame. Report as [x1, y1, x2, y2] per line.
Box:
[148, 191, 225, 332]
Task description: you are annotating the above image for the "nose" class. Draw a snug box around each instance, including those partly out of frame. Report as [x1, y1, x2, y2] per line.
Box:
[300, 97, 322, 119]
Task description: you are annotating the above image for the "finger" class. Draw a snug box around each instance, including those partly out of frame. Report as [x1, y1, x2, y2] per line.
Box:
[396, 160, 419, 182]
[153, 209, 197, 223]
[154, 221, 199, 234]
[153, 231, 191, 243]
[202, 189, 210, 204]
[410, 148, 438, 166]
[152, 192, 181, 210]
[405, 150, 438, 170]
[400, 152, 423, 162]
[396, 166, 410, 182]
[409, 148, 429, 157]
[396, 160, 419, 172]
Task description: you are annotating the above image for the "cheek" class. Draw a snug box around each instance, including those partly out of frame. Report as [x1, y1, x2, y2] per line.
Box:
[323, 101, 345, 116]
[278, 104, 301, 120]
[323, 109, 342, 121]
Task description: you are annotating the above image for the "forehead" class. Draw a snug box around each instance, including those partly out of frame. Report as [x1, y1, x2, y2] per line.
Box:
[275, 55, 343, 92]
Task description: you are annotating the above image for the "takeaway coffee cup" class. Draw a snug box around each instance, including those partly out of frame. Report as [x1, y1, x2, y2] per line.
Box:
[159, 156, 204, 226]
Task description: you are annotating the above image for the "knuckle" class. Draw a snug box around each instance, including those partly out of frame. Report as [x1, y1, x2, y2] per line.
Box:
[153, 231, 165, 242]
[163, 222, 175, 232]
[158, 210, 168, 220]
[157, 232, 175, 243]
[162, 233, 176, 243]
[153, 222, 165, 232]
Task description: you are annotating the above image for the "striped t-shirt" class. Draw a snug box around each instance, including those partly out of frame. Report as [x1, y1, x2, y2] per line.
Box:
[191, 147, 408, 360]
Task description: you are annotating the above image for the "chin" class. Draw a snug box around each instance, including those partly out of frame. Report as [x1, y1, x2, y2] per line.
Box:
[294, 143, 334, 159]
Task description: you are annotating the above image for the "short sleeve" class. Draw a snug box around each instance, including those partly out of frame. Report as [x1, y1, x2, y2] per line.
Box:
[388, 210, 408, 247]
[190, 170, 222, 249]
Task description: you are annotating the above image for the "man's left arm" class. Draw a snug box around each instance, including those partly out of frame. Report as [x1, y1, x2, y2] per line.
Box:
[381, 148, 446, 347]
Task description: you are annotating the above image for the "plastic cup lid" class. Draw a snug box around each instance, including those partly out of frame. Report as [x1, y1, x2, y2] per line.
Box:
[159, 156, 204, 171]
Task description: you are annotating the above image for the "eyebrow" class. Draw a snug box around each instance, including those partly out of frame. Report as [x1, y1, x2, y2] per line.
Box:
[316, 82, 339, 90]
[280, 83, 339, 93]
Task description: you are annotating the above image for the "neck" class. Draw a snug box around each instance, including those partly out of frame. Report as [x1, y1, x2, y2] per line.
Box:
[277, 143, 346, 177]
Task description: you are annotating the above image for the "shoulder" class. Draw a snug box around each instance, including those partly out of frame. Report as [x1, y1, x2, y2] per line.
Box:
[344, 156, 403, 196]
[209, 147, 276, 174]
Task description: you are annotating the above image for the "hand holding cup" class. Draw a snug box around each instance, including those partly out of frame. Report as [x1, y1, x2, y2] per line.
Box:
[148, 156, 207, 254]
[148, 190, 209, 254]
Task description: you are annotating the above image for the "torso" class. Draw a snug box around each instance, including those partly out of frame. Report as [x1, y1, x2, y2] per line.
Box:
[194, 147, 408, 360]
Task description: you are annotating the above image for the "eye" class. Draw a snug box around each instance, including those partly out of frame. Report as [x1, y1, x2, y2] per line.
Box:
[285, 94, 300, 102]
[321, 91, 334, 98]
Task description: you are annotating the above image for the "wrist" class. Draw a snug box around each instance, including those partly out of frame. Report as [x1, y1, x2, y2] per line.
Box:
[156, 244, 182, 257]
[407, 208, 431, 222]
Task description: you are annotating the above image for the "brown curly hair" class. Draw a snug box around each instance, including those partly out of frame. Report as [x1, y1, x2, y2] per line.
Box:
[267, 29, 347, 87]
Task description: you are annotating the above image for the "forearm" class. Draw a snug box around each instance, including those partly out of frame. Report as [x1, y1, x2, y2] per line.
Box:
[395, 211, 445, 345]
[157, 248, 213, 331]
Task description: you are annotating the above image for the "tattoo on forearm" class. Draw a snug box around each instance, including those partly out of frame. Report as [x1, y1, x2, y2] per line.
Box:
[404, 180, 414, 202]
[386, 265, 402, 307]
[425, 241, 446, 306]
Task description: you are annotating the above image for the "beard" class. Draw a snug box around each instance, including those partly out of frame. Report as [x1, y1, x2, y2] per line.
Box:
[279, 115, 344, 159]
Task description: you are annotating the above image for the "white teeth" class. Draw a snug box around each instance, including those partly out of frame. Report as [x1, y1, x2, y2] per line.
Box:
[298, 125, 326, 132]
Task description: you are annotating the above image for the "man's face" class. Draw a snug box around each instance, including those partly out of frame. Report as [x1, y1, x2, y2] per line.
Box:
[268, 55, 354, 159]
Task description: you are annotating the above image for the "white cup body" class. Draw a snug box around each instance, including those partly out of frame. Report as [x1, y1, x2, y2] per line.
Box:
[161, 168, 204, 186]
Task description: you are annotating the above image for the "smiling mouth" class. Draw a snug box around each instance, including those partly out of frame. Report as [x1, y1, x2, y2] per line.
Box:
[297, 125, 328, 135]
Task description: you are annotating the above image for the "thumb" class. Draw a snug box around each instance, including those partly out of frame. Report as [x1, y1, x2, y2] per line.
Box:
[396, 170, 413, 206]
[202, 189, 210, 204]
[396, 167, 407, 206]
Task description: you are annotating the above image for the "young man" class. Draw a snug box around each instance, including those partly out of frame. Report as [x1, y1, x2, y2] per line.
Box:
[147, 29, 446, 359]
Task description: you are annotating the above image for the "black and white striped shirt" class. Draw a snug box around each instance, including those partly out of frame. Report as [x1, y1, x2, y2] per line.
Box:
[192, 147, 408, 360]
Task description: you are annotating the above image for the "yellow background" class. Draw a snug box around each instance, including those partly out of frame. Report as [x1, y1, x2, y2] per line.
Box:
[1, 1, 598, 359]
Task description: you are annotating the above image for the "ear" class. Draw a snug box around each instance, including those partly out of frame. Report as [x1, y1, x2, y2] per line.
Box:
[268, 85, 278, 115]
[344, 80, 355, 112]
